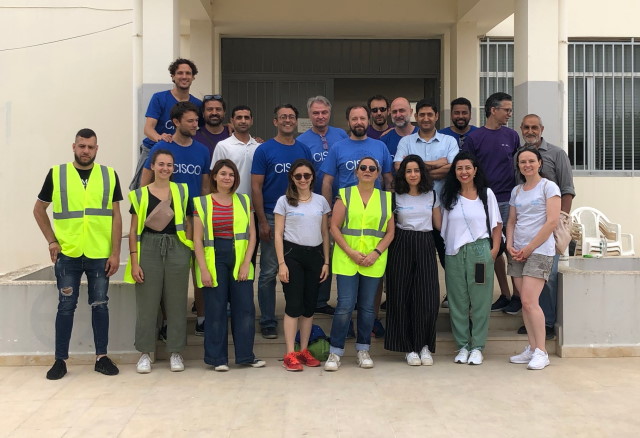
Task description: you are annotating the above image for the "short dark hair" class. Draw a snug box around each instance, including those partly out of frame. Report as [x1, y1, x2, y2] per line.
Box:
[346, 105, 370, 120]
[451, 97, 472, 111]
[415, 99, 438, 114]
[367, 95, 390, 109]
[515, 145, 545, 183]
[274, 104, 299, 119]
[168, 58, 198, 76]
[394, 155, 433, 195]
[75, 128, 96, 140]
[202, 95, 226, 111]
[485, 92, 512, 118]
[170, 101, 199, 122]
[210, 159, 240, 194]
[231, 105, 253, 119]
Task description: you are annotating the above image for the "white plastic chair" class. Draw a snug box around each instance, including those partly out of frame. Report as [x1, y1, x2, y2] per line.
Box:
[571, 207, 635, 256]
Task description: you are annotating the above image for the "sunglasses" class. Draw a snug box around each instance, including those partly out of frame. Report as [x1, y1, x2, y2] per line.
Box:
[293, 173, 312, 181]
[203, 94, 223, 102]
[370, 107, 387, 113]
[359, 165, 378, 172]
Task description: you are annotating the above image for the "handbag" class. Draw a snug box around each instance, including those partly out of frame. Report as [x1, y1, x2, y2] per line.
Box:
[144, 195, 174, 231]
[554, 210, 572, 254]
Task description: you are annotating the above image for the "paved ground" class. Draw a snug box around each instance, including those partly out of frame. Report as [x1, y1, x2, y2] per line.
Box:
[1, 355, 639, 437]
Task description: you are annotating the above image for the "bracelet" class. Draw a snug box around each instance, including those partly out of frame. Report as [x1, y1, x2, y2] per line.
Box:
[323, 263, 329, 266]
[130, 251, 137, 254]
[48, 240, 58, 246]
[373, 248, 382, 256]
[278, 261, 285, 265]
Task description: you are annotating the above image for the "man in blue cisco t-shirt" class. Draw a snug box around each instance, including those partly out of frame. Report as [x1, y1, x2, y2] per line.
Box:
[321, 105, 393, 207]
[380, 97, 419, 161]
[251, 104, 313, 339]
[438, 97, 479, 148]
[131, 59, 202, 189]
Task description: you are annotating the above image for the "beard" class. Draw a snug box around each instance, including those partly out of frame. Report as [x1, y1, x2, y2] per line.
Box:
[178, 126, 194, 138]
[453, 118, 470, 130]
[393, 117, 408, 128]
[351, 125, 366, 137]
[206, 116, 223, 127]
[74, 152, 95, 166]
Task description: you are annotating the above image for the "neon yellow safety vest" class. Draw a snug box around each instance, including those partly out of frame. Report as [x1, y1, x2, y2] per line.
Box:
[51, 163, 116, 259]
[124, 182, 194, 284]
[332, 186, 391, 278]
[193, 193, 254, 288]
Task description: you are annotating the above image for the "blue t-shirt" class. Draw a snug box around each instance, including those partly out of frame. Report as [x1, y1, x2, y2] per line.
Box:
[251, 139, 313, 214]
[296, 126, 348, 194]
[320, 137, 393, 191]
[143, 140, 210, 198]
[462, 126, 520, 203]
[380, 126, 419, 160]
[143, 90, 202, 148]
[438, 125, 479, 148]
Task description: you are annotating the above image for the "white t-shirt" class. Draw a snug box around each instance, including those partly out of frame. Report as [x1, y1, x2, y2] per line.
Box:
[395, 192, 439, 232]
[273, 193, 331, 247]
[509, 178, 561, 256]
[441, 188, 502, 256]
[211, 134, 260, 199]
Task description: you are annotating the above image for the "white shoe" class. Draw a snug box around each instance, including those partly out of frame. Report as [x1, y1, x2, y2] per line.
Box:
[357, 350, 374, 368]
[136, 354, 151, 374]
[419, 346, 433, 366]
[406, 352, 421, 366]
[170, 353, 184, 372]
[527, 348, 550, 370]
[510, 345, 533, 364]
[454, 347, 469, 364]
[468, 349, 483, 365]
[214, 364, 229, 372]
[324, 353, 341, 371]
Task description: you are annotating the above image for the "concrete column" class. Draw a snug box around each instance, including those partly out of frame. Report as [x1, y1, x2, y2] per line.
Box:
[190, 20, 214, 96]
[514, 0, 564, 146]
[449, 21, 481, 124]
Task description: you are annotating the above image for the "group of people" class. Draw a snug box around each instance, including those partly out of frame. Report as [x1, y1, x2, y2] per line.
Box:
[34, 57, 575, 380]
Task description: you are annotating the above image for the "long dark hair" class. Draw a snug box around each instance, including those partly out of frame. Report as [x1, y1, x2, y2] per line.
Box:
[441, 151, 490, 211]
[515, 145, 545, 183]
[394, 154, 433, 195]
[285, 159, 315, 207]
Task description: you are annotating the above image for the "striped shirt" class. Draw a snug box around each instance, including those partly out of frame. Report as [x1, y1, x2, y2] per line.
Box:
[212, 199, 234, 239]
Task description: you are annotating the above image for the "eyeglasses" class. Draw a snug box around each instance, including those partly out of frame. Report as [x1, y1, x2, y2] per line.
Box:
[203, 94, 223, 102]
[495, 107, 513, 114]
[370, 107, 387, 113]
[277, 114, 297, 121]
[359, 165, 378, 172]
[320, 135, 329, 151]
[293, 173, 312, 181]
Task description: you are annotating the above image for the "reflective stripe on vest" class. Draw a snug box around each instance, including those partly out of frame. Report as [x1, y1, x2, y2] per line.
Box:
[53, 164, 113, 219]
[340, 186, 388, 238]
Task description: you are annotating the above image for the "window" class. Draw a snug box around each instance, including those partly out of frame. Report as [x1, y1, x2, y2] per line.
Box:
[480, 39, 514, 128]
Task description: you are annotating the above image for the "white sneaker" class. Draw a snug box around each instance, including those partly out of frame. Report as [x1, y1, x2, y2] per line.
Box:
[527, 348, 550, 370]
[214, 364, 229, 372]
[468, 349, 483, 365]
[136, 354, 151, 374]
[170, 353, 184, 372]
[454, 347, 469, 364]
[406, 352, 421, 366]
[419, 346, 433, 366]
[324, 353, 341, 371]
[357, 350, 374, 369]
[510, 345, 533, 364]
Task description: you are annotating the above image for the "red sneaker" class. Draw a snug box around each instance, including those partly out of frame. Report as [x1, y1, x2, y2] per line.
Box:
[297, 349, 321, 367]
[283, 352, 303, 371]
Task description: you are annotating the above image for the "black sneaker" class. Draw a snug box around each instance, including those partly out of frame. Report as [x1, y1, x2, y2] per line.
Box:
[502, 296, 522, 315]
[195, 321, 205, 337]
[261, 326, 277, 339]
[158, 325, 167, 343]
[372, 319, 385, 338]
[491, 295, 511, 312]
[314, 305, 335, 315]
[95, 356, 119, 376]
[46, 359, 67, 380]
[441, 295, 449, 308]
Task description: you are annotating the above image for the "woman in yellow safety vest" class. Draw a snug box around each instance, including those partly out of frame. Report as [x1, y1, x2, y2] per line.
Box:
[193, 159, 265, 371]
[125, 149, 193, 374]
[324, 156, 395, 372]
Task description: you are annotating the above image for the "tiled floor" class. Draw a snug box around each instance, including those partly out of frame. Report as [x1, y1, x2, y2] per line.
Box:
[2, 355, 639, 437]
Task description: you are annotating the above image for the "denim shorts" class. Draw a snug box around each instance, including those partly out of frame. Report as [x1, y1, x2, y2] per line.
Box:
[507, 252, 554, 280]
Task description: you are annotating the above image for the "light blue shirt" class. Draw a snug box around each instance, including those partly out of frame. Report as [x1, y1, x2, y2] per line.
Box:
[394, 131, 459, 197]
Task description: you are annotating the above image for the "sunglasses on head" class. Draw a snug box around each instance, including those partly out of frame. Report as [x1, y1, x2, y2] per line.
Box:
[370, 106, 387, 113]
[293, 173, 312, 181]
[203, 94, 223, 102]
[359, 165, 378, 172]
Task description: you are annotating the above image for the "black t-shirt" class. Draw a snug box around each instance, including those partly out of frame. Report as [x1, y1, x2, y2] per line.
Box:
[129, 190, 193, 235]
[37, 166, 123, 203]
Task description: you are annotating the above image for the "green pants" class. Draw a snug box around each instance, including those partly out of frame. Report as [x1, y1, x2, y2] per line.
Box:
[445, 239, 494, 350]
[135, 232, 191, 353]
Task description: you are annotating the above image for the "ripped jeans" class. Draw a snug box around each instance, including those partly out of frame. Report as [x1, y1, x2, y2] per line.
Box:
[54, 253, 110, 360]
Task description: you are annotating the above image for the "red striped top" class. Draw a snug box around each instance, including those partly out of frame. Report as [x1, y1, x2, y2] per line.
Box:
[212, 199, 234, 239]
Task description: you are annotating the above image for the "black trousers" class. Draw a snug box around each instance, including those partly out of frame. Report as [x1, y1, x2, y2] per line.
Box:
[281, 241, 324, 318]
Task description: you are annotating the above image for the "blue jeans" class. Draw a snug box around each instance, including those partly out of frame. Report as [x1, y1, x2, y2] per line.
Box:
[329, 273, 381, 355]
[539, 254, 559, 328]
[498, 201, 510, 229]
[258, 213, 278, 328]
[54, 253, 110, 360]
[203, 238, 257, 366]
